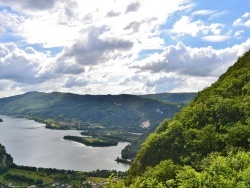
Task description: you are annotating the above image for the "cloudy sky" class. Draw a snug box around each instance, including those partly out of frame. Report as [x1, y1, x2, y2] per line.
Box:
[0, 0, 249, 98]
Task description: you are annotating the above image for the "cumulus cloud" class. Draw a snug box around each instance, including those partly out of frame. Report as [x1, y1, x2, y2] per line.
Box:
[0, 0, 59, 12]
[57, 26, 134, 66]
[171, 16, 224, 37]
[172, 16, 203, 37]
[54, 61, 85, 74]
[133, 39, 250, 77]
[0, 43, 54, 84]
[106, 10, 121, 18]
[0, 8, 79, 48]
[234, 30, 244, 39]
[0, 0, 249, 97]
[125, 1, 141, 13]
[64, 76, 88, 88]
[233, 12, 250, 27]
[63, 0, 79, 19]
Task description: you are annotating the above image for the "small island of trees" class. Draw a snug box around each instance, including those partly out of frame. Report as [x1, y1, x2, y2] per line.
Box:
[63, 135, 118, 147]
[0, 118, 3, 122]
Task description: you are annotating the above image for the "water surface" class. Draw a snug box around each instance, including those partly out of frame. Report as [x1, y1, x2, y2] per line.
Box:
[0, 115, 130, 171]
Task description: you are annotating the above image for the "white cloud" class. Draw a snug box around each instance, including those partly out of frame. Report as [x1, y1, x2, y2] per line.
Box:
[0, 43, 56, 84]
[243, 12, 250, 18]
[234, 30, 244, 39]
[56, 26, 134, 66]
[233, 12, 250, 27]
[0, 0, 249, 98]
[171, 16, 224, 37]
[133, 39, 250, 77]
[233, 18, 242, 26]
[201, 35, 231, 42]
[125, 1, 141, 13]
[0, 0, 189, 50]
[209, 11, 228, 20]
[64, 76, 88, 88]
[192, 10, 228, 20]
[0, 0, 59, 12]
[172, 16, 203, 37]
[192, 10, 217, 16]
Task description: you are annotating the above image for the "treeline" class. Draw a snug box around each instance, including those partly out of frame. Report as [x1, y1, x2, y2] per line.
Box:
[0, 144, 13, 175]
[81, 130, 139, 143]
[4, 173, 43, 184]
[0, 167, 8, 175]
[121, 131, 151, 160]
[10, 164, 126, 178]
[63, 135, 118, 147]
[11, 163, 75, 175]
[85, 169, 126, 178]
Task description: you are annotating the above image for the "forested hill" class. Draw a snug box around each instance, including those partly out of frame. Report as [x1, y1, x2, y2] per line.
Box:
[0, 92, 195, 132]
[123, 50, 250, 187]
[0, 144, 13, 174]
[141, 92, 196, 105]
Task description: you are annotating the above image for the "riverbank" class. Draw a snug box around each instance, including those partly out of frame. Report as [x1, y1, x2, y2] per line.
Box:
[0, 115, 130, 172]
[1, 140, 127, 187]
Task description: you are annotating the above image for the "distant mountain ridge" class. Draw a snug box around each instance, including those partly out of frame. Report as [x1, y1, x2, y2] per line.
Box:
[0, 92, 196, 132]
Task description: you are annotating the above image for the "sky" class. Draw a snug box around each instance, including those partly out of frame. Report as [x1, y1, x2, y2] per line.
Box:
[0, 0, 250, 98]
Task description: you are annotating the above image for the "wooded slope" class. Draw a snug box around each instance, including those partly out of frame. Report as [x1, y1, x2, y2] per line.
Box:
[125, 50, 250, 187]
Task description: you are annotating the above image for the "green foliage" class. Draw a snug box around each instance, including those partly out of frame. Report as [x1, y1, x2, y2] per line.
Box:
[177, 151, 250, 188]
[4, 173, 35, 184]
[141, 93, 197, 106]
[63, 135, 118, 147]
[121, 131, 150, 159]
[0, 92, 188, 132]
[126, 49, 250, 186]
[143, 160, 180, 185]
[0, 144, 13, 175]
[105, 175, 165, 188]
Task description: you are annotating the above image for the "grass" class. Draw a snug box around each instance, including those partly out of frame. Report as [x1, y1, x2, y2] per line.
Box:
[84, 137, 102, 142]
[0, 169, 54, 186]
[87, 177, 107, 183]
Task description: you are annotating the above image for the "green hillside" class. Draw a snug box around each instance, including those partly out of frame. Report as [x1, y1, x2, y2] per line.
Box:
[0, 144, 13, 175]
[0, 92, 195, 132]
[105, 50, 250, 187]
[141, 92, 197, 106]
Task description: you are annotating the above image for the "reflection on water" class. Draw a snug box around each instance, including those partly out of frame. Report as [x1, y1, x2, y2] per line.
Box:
[0, 115, 130, 171]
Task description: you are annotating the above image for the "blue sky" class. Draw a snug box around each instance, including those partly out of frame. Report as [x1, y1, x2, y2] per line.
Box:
[0, 0, 249, 97]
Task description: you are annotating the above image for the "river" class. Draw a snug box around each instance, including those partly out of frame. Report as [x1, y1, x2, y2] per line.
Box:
[0, 115, 130, 171]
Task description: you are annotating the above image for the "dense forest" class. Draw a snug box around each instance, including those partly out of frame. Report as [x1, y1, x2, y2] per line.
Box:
[0, 92, 195, 132]
[0, 144, 13, 175]
[104, 50, 250, 187]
